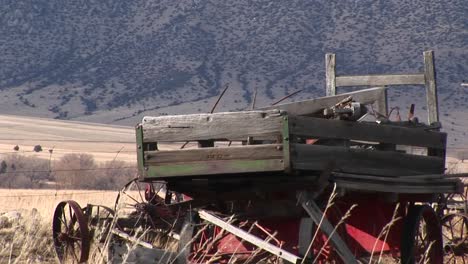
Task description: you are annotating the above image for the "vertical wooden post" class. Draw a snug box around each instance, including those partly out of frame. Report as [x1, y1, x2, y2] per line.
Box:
[326, 53, 336, 96]
[375, 88, 388, 116]
[423, 50, 439, 124]
[135, 124, 146, 178]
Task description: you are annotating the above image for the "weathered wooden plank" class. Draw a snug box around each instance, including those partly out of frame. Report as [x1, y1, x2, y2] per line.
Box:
[142, 110, 283, 142]
[335, 74, 425, 87]
[199, 210, 302, 264]
[298, 192, 358, 263]
[145, 159, 285, 178]
[145, 144, 283, 164]
[375, 88, 388, 116]
[424, 50, 439, 124]
[292, 144, 445, 176]
[289, 116, 447, 149]
[334, 179, 461, 194]
[325, 53, 336, 96]
[332, 172, 460, 184]
[261, 87, 387, 116]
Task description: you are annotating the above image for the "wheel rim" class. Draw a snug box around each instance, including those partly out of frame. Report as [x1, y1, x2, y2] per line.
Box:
[401, 204, 443, 264]
[85, 204, 115, 262]
[52, 200, 90, 263]
[114, 178, 178, 248]
[441, 213, 468, 262]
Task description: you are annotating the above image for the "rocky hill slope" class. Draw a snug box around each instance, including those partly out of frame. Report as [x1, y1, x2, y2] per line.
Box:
[0, 0, 467, 146]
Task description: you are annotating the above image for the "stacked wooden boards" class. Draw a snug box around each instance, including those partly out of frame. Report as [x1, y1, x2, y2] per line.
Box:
[136, 87, 461, 195]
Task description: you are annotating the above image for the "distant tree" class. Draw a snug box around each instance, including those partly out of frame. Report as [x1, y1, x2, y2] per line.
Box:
[53, 153, 97, 189]
[33, 145, 43, 152]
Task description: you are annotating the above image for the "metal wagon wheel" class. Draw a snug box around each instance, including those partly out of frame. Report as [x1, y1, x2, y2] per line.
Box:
[441, 212, 468, 263]
[52, 200, 91, 263]
[114, 178, 179, 248]
[84, 204, 115, 263]
[400, 204, 443, 264]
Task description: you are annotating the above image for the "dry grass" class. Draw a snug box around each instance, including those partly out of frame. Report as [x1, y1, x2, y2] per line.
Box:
[0, 189, 118, 263]
[0, 189, 118, 218]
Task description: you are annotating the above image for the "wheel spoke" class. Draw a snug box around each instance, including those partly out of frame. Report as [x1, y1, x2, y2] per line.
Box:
[134, 181, 145, 203]
[70, 242, 80, 262]
[121, 190, 140, 204]
[62, 208, 69, 232]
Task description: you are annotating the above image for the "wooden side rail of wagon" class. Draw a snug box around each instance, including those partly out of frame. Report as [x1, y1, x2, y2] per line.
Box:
[135, 93, 458, 195]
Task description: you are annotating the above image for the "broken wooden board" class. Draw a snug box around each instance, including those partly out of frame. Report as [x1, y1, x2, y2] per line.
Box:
[142, 110, 284, 142]
[261, 87, 387, 116]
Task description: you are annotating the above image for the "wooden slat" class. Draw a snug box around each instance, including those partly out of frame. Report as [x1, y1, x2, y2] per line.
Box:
[335, 74, 425, 87]
[332, 172, 460, 184]
[325, 53, 336, 96]
[292, 144, 445, 176]
[424, 50, 439, 124]
[334, 179, 461, 194]
[145, 159, 285, 178]
[290, 116, 447, 149]
[145, 144, 283, 164]
[199, 210, 302, 264]
[298, 193, 358, 263]
[261, 87, 387, 116]
[142, 110, 283, 142]
[375, 88, 388, 116]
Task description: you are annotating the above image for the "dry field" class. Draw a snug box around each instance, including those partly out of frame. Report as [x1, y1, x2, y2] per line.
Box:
[0, 114, 136, 163]
[0, 189, 119, 263]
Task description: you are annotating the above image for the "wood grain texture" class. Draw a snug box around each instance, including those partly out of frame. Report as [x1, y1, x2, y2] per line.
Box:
[334, 179, 460, 194]
[261, 87, 387, 116]
[142, 110, 283, 142]
[298, 193, 358, 263]
[424, 50, 439, 124]
[145, 159, 285, 178]
[145, 144, 283, 164]
[290, 116, 447, 149]
[325, 53, 336, 96]
[335, 74, 425, 87]
[292, 144, 445, 176]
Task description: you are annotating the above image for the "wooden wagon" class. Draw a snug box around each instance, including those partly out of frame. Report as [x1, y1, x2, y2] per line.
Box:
[52, 51, 465, 263]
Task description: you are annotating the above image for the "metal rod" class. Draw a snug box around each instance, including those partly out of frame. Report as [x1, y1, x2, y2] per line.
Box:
[251, 87, 258, 110]
[210, 83, 230, 113]
[271, 89, 302, 106]
[181, 83, 230, 149]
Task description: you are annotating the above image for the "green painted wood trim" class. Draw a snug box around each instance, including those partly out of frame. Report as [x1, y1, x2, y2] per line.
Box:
[282, 115, 291, 173]
[144, 159, 284, 178]
[135, 124, 146, 177]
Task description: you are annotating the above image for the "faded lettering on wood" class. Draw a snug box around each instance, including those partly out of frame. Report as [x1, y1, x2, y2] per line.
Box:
[145, 144, 283, 164]
[146, 159, 285, 178]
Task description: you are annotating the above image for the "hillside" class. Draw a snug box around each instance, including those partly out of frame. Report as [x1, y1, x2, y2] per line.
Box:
[0, 0, 467, 146]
